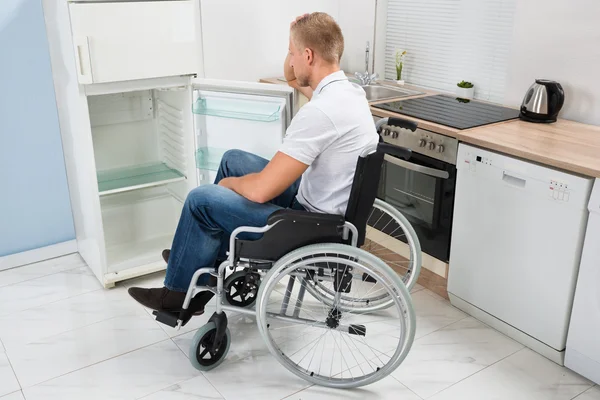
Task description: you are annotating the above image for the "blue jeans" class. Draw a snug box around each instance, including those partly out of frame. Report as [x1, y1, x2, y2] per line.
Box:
[164, 149, 303, 292]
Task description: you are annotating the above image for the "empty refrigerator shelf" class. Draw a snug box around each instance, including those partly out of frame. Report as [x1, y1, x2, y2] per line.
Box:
[106, 234, 174, 273]
[195, 147, 228, 171]
[192, 97, 281, 122]
[97, 162, 185, 195]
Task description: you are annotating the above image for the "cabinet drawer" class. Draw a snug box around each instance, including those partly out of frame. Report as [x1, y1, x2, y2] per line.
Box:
[68, 1, 200, 84]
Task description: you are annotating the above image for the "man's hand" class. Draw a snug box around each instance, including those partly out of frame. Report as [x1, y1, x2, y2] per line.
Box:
[290, 13, 309, 28]
[218, 152, 308, 204]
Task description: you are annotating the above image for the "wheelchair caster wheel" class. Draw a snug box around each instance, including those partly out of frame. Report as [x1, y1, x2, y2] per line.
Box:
[224, 271, 260, 308]
[189, 321, 231, 371]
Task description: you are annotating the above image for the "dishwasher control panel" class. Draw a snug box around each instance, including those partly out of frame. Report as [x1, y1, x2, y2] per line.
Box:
[550, 180, 571, 202]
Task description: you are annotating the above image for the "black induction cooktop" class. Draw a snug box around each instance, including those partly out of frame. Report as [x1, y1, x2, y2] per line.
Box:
[372, 94, 520, 130]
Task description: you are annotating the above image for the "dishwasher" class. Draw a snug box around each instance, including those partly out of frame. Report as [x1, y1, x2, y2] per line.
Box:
[447, 143, 593, 365]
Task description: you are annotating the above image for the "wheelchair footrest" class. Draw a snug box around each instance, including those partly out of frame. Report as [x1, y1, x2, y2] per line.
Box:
[153, 310, 179, 328]
[348, 324, 366, 336]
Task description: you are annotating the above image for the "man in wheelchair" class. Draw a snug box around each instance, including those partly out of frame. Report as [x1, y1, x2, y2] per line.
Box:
[128, 12, 380, 314]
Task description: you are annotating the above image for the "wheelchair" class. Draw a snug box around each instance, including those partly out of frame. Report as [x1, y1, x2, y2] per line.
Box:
[153, 117, 422, 389]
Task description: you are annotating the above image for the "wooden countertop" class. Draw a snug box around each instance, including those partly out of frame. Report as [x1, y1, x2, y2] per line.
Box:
[458, 119, 600, 178]
[260, 76, 600, 178]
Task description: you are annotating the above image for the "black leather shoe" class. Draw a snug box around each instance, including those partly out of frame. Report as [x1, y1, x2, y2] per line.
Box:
[128, 286, 214, 315]
[162, 249, 170, 264]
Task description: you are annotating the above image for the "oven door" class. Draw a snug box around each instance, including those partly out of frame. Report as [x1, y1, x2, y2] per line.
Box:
[377, 152, 457, 262]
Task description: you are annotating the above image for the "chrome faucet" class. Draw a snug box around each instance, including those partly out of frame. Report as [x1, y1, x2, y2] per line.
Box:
[355, 41, 378, 86]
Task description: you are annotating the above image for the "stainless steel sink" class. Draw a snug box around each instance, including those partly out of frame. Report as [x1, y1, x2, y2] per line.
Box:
[360, 84, 423, 102]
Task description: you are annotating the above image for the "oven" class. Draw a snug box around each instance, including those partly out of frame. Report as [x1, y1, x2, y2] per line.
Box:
[375, 119, 458, 262]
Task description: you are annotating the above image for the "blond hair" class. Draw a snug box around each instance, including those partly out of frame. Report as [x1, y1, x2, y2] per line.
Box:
[291, 12, 344, 64]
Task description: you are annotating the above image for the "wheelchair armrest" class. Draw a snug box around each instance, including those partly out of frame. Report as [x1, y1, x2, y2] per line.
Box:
[377, 142, 412, 161]
[267, 209, 345, 226]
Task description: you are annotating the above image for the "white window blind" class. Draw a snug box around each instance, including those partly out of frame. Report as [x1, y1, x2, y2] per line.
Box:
[385, 0, 517, 103]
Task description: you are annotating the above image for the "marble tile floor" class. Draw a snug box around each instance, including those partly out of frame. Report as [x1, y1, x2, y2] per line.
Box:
[0, 254, 597, 400]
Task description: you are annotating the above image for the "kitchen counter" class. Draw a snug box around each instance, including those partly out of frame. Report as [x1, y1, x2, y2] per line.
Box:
[371, 98, 600, 178]
[260, 75, 600, 179]
[367, 80, 600, 179]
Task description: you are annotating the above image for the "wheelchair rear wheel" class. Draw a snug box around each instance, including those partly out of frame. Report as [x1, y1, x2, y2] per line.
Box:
[256, 243, 416, 389]
[303, 199, 421, 313]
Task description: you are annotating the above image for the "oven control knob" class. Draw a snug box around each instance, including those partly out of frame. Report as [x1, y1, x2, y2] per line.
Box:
[437, 145, 445, 153]
[418, 139, 427, 147]
[428, 141, 436, 150]
[392, 131, 399, 139]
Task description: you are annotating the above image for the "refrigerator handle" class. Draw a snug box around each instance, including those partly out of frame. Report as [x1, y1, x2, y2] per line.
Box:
[74, 36, 93, 84]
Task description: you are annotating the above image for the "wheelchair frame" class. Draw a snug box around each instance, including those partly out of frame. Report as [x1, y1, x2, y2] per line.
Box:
[152, 116, 421, 388]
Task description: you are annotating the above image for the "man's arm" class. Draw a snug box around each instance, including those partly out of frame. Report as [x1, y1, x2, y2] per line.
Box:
[218, 152, 308, 204]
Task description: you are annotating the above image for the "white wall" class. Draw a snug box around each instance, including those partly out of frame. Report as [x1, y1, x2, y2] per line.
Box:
[338, 0, 377, 75]
[504, 0, 600, 125]
[200, 0, 377, 81]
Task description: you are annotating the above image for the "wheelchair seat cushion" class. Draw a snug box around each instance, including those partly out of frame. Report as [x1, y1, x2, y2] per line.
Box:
[267, 209, 345, 225]
[235, 209, 346, 262]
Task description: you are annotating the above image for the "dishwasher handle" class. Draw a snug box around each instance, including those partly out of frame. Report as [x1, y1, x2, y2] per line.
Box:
[502, 171, 527, 188]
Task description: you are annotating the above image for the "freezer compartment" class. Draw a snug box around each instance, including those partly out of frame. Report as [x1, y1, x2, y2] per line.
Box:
[88, 88, 194, 198]
[68, 0, 200, 84]
[100, 186, 181, 274]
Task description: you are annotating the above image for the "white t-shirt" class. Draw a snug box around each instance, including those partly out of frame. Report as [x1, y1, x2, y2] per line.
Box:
[279, 70, 379, 215]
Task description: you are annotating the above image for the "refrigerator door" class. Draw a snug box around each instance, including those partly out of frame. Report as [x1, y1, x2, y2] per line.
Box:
[192, 79, 294, 183]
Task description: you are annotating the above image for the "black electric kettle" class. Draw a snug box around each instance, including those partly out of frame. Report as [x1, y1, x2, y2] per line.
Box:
[519, 79, 565, 123]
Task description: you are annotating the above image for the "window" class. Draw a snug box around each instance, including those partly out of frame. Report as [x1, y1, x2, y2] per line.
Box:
[385, 0, 517, 103]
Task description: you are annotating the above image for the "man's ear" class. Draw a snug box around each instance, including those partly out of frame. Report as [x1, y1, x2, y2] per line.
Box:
[304, 48, 314, 65]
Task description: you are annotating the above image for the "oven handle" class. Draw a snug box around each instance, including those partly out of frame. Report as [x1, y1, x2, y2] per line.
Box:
[384, 154, 450, 179]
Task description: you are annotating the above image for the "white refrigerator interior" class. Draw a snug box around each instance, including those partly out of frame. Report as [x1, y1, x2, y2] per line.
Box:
[85, 79, 292, 286]
[448, 143, 593, 364]
[565, 178, 600, 384]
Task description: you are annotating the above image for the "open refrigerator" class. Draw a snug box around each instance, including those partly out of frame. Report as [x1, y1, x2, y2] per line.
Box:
[72, 77, 292, 287]
[44, 0, 294, 287]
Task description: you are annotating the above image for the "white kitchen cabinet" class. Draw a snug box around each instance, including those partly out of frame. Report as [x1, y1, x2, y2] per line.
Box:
[68, 0, 202, 84]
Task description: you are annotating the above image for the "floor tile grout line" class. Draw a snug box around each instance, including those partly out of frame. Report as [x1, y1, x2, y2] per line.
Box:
[416, 346, 526, 399]
[0, 390, 23, 400]
[17, 337, 175, 391]
[165, 326, 229, 400]
[0, 292, 155, 352]
[0, 283, 104, 319]
[569, 384, 598, 400]
[3, 348, 24, 394]
[280, 384, 316, 399]
[389, 374, 426, 399]
[0, 257, 85, 289]
[7, 311, 169, 389]
[2, 306, 154, 356]
[413, 315, 470, 342]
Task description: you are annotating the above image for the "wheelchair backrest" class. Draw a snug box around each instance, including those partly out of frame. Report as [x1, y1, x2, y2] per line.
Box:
[343, 139, 386, 247]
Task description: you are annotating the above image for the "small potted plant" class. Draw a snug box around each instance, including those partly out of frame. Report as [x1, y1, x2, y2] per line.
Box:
[395, 49, 407, 85]
[456, 80, 474, 99]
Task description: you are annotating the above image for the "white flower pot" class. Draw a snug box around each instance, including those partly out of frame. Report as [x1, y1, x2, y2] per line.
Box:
[396, 80, 405, 85]
[456, 86, 474, 99]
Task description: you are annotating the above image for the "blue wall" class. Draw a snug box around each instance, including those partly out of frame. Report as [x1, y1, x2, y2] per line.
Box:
[0, 0, 75, 257]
